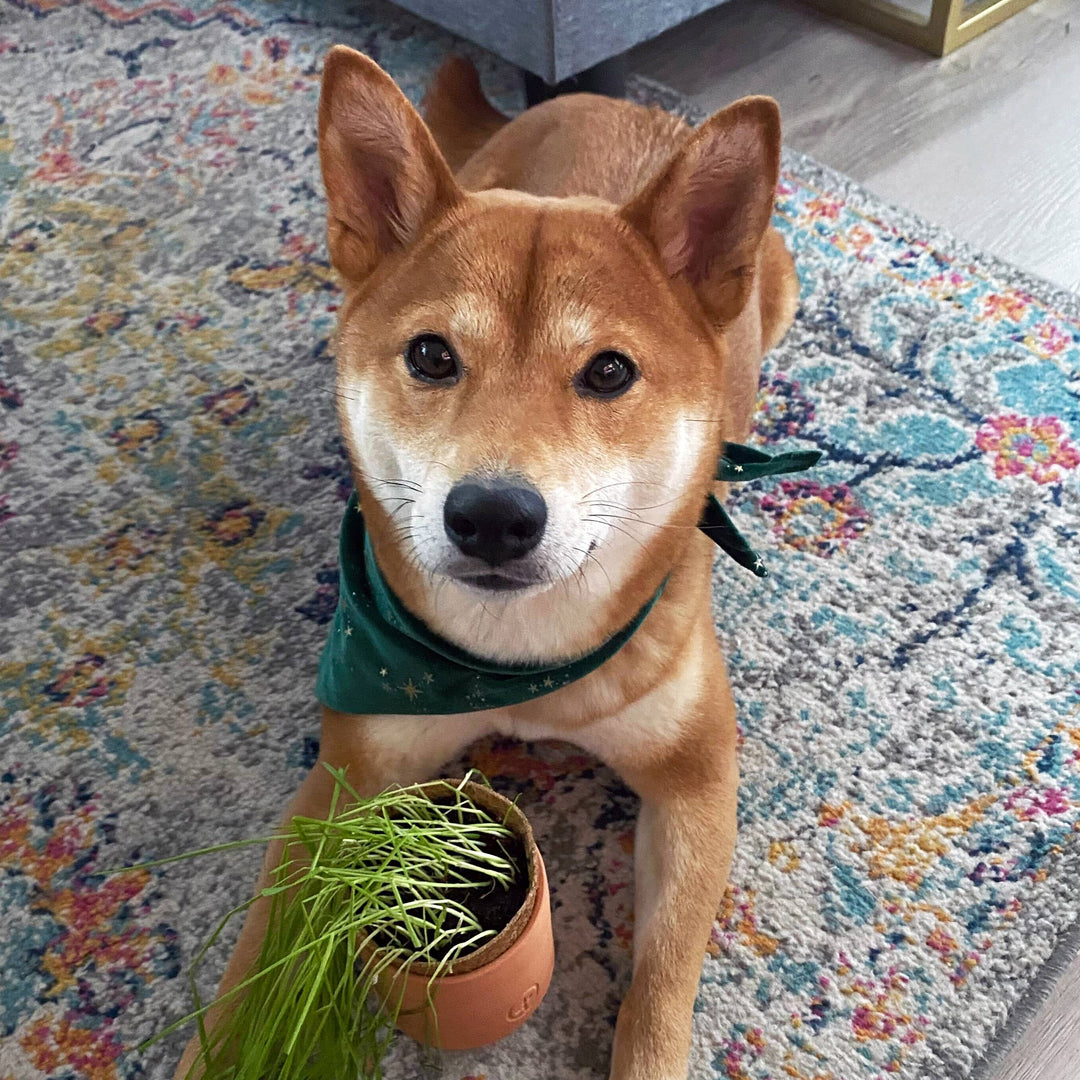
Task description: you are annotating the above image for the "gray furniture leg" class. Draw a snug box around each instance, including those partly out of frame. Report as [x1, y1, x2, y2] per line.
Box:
[522, 53, 628, 105]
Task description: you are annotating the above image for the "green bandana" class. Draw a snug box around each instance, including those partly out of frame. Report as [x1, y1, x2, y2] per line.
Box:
[315, 442, 820, 716]
[315, 494, 664, 716]
[702, 442, 823, 578]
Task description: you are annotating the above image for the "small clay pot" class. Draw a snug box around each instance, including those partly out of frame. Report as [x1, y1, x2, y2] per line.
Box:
[372, 780, 553, 1050]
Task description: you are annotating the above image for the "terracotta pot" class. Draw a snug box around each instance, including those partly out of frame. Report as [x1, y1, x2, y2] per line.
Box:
[371, 780, 554, 1050]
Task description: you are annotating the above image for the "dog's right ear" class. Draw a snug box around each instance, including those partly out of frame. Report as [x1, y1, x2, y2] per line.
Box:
[621, 97, 781, 328]
[318, 46, 462, 282]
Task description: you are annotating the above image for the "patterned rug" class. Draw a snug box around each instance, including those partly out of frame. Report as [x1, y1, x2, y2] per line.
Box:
[2, 2, 1079, 1078]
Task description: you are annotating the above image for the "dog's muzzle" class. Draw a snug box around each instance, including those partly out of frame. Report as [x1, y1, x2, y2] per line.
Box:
[443, 477, 547, 583]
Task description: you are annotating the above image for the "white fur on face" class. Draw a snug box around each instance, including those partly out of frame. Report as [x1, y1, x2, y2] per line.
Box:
[448, 293, 501, 342]
[340, 371, 712, 664]
[542, 300, 595, 353]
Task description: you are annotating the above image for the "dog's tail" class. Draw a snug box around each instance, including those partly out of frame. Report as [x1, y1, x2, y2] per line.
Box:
[422, 56, 509, 174]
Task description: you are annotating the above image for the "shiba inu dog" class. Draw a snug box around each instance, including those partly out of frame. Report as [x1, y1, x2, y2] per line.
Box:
[175, 46, 798, 1080]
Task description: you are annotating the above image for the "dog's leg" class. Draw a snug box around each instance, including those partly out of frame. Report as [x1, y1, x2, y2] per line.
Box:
[611, 772, 737, 1080]
[582, 641, 739, 1080]
[171, 708, 492, 1079]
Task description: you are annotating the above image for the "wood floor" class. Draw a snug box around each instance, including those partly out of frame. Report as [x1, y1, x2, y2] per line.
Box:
[630, 0, 1080, 294]
[630, 1, 1080, 1076]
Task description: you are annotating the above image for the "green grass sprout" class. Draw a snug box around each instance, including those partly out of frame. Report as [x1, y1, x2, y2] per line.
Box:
[137, 769, 521, 1080]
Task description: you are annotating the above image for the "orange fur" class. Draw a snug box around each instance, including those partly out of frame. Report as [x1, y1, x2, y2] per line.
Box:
[174, 49, 798, 1080]
[420, 55, 509, 172]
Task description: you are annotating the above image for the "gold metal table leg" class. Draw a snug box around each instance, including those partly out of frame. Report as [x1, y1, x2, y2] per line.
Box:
[800, 0, 1041, 55]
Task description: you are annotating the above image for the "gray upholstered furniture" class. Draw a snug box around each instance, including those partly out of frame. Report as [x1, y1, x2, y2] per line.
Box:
[390, 0, 723, 92]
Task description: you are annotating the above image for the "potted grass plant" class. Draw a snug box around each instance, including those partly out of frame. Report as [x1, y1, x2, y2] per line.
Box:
[145, 769, 553, 1079]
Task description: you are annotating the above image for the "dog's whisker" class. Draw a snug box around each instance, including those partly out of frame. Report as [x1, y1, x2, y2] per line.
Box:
[430, 570, 451, 614]
[579, 478, 673, 500]
[478, 598, 504, 624]
[355, 470, 423, 492]
[585, 517, 650, 553]
[582, 499, 638, 512]
[584, 493, 686, 513]
[330, 388, 365, 406]
[401, 540, 429, 581]
[585, 512, 698, 532]
[573, 544, 609, 595]
[559, 556, 586, 600]
[387, 499, 416, 519]
[584, 547, 612, 589]
[547, 548, 586, 597]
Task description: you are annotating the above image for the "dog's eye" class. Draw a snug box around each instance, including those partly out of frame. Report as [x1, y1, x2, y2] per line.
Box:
[405, 335, 460, 384]
[576, 351, 637, 399]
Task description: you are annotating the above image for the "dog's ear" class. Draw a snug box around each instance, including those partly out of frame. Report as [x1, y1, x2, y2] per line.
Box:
[318, 46, 462, 282]
[622, 96, 781, 327]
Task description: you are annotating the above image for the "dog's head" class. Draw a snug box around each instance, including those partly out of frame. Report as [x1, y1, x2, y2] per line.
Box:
[317, 47, 780, 664]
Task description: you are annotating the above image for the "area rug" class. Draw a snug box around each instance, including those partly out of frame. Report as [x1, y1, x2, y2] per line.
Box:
[1, 2, 1079, 1078]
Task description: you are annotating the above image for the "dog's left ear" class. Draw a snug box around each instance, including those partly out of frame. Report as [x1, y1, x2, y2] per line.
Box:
[622, 96, 781, 327]
[318, 45, 462, 283]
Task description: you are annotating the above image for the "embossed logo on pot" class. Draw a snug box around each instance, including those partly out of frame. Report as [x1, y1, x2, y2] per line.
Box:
[506, 982, 541, 1021]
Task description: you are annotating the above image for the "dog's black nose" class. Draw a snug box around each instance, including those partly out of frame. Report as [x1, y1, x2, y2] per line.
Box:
[443, 480, 547, 566]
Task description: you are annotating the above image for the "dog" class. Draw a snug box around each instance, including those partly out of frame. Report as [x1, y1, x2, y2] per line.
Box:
[174, 46, 797, 1080]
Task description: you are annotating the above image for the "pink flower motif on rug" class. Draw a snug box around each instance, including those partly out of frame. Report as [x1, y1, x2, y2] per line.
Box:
[758, 480, 870, 555]
[976, 414, 1080, 484]
[1032, 320, 1073, 356]
[982, 290, 1033, 323]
